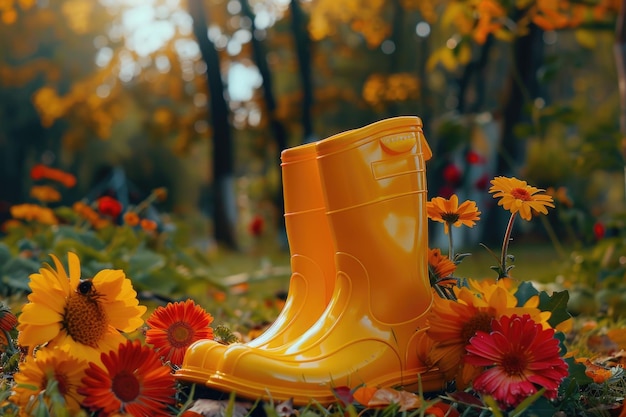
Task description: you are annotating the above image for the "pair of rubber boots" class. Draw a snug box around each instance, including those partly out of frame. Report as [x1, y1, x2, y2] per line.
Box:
[176, 116, 445, 405]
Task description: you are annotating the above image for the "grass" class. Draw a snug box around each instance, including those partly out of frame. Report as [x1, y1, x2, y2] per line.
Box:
[454, 240, 567, 283]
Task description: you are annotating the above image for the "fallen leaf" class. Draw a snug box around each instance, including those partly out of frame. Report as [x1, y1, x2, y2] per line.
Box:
[186, 399, 253, 417]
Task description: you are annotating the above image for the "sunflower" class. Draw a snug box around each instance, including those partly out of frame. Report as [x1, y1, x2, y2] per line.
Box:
[11, 347, 87, 415]
[79, 339, 176, 416]
[426, 194, 481, 234]
[465, 314, 568, 408]
[17, 252, 146, 363]
[145, 299, 215, 366]
[425, 284, 551, 387]
[489, 176, 554, 221]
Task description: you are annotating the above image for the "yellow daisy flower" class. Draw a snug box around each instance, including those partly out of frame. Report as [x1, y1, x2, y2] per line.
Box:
[17, 252, 146, 363]
[426, 194, 481, 234]
[11, 347, 87, 415]
[425, 284, 551, 387]
[489, 176, 555, 221]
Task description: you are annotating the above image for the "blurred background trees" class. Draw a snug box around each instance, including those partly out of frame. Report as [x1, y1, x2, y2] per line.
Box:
[0, 0, 623, 251]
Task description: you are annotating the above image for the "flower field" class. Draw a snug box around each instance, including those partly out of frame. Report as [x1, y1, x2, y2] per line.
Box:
[2, 166, 626, 416]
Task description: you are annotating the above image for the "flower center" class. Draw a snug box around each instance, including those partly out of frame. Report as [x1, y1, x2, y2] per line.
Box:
[168, 322, 193, 347]
[460, 312, 493, 342]
[442, 212, 460, 224]
[511, 188, 531, 201]
[112, 370, 141, 403]
[63, 292, 108, 347]
[41, 371, 69, 396]
[501, 350, 528, 375]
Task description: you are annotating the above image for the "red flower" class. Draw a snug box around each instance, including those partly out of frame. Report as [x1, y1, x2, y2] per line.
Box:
[474, 174, 490, 190]
[438, 185, 456, 199]
[593, 222, 605, 240]
[466, 150, 484, 165]
[79, 339, 176, 416]
[97, 196, 123, 218]
[464, 314, 568, 409]
[30, 164, 76, 188]
[248, 215, 264, 237]
[145, 299, 214, 366]
[443, 164, 462, 185]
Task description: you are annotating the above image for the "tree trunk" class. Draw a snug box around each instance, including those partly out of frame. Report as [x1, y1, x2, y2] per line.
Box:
[188, 0, 238, 249]
[289, 0, 315, 143]
[241, 0, 289, 234]
[497, 23, 544, 176]
[481, 22, 544, 244]
[614, 0, 626, 196]
[241, 0, 288, 153]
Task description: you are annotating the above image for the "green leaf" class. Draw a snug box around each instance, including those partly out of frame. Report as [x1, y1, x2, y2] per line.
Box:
[126, 249, 166, 284]
[515, 281, 539, 307]
[509, 388, 545, 417]
[482, 395, 504, 417]
[539, 290, 572, 328]
[564, 356, 593, 387]
[0, 242, 11, 265]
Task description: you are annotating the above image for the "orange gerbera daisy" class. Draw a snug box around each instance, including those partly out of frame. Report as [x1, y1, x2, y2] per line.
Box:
[0, 303, 17, 332]
[426, 284, 550, 387]
[29, 185, 62, 203]
[146, 299, 215, 366]
[10, 203, 58, 225]
[428, 248, 457, 287]
[489, 177, 554, 221]
[79, 339, 176, 417]
[465, 314, 568, 408]
[11, 347, 87, 415]
[17, 253, 146, 363]
[426, 194, 481, 234]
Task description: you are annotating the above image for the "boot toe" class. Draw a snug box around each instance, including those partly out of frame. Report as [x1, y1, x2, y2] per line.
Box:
[176, 339, 229, 384]
[204, 337, 444, 405]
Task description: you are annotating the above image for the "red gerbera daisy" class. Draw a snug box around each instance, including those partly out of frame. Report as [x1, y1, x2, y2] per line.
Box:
[464, 314, 568, 409]
[145, 299, 214, 366]
[79, 339, 176, 416]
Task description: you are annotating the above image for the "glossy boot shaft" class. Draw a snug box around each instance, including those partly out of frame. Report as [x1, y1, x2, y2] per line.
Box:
[201, 116, 444, 405]
[176, 142, 336, 383]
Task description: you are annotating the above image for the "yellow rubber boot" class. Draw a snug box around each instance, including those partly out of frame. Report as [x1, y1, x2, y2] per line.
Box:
[252, 142, 336, 347]
[176, 143, 336, 381]
[198, 116, 445, 405]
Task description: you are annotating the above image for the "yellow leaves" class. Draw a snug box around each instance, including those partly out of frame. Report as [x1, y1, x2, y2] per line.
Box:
[575, 28, 597, 49]
[308, 0, 390, 47]
[362, 73, 420, 107]
[1, 7, 16, 24]
[61, 0, 93, 35]
[0, 0, 34, 25]
[441, 3, 469, 32]
[427, 43, 472, 72]
[33, 87, 67, 128]
[607, 327, 626, 350]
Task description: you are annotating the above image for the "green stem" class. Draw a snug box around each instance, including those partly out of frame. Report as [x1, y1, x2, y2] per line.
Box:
[1, 328, 17, 356]
[448, 226, 455, 262]
[499, 212, 518, 279]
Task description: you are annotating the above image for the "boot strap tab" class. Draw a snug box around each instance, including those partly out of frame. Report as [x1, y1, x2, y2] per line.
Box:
[380, 132, 417, 154]
[372, 155, 426, 180]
